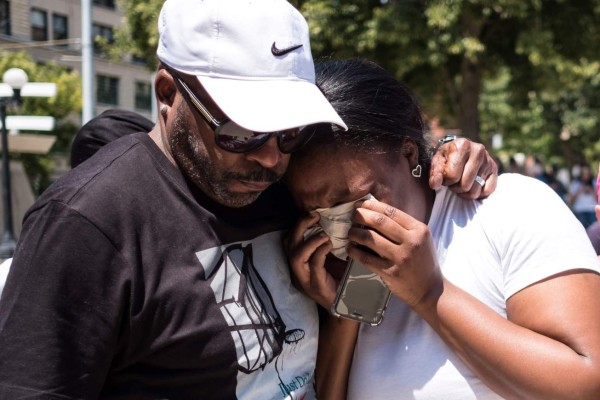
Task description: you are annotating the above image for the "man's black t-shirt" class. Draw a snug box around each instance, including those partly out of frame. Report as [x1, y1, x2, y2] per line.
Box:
[0, 133, 318, 399]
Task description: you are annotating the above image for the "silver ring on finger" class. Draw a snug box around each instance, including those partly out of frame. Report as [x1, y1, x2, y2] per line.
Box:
[475, 175, 486, 187]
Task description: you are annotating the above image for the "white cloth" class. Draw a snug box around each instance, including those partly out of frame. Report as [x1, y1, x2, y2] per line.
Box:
[0, 258, 11, 299]
[347, 174, 600, 400]
[303, 194, 374, 260]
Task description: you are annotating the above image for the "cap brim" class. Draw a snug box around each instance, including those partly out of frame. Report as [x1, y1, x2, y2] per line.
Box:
[196, 76, 347, 133]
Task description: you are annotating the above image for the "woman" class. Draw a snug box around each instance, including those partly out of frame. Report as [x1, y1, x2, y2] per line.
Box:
[285, 59, 600, 399]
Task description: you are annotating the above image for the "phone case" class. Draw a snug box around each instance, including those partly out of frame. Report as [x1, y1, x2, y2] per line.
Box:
[331, 258, 392, 326]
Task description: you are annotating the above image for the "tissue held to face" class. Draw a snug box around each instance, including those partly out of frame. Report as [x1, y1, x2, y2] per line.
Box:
[303, 194, 374, 260]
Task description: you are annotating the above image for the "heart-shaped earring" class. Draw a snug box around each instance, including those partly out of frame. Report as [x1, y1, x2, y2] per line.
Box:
[411, 164, 422, 178]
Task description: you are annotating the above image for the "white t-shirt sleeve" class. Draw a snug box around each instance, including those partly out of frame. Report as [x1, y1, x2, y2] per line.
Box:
[0, 257, 12, 299]
[483, 174, 600, 298]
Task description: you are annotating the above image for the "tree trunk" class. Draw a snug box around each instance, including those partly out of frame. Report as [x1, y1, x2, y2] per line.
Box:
[459, 57, 482, 142]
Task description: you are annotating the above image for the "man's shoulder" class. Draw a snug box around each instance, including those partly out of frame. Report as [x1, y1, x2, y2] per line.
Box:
[28, 133, 163, 215]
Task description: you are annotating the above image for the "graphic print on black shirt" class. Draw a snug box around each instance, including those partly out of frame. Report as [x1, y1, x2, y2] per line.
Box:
[196, 231, 314, 399]
[210, 243, 287, 373]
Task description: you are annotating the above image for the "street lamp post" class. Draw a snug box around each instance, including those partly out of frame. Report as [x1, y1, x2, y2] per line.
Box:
[0, 68, 28, 259]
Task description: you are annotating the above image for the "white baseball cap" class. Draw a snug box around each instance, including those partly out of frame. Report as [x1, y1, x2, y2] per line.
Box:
[157, 0, 347, 133]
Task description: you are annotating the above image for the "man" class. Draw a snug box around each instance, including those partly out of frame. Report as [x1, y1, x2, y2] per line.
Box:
[0, 0, 496, 398]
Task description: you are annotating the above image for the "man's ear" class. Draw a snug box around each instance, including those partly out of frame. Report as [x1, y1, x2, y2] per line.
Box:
[154, 69, 177, 109]
[595, 205, 600, 224]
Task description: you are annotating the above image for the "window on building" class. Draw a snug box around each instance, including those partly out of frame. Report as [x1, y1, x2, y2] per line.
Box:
[52, 13, 68, 44]
[92, 23, 113, 54]
[132, 55, 147, 65]
[0, 0, 10, 36]
[93, 0, 115, 9]
[97, 75, 119, 105]
[135, 81, 152, 111]
[31, 8, 48, 41]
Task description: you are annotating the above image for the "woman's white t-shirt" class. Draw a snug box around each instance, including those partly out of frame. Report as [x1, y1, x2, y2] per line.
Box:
[347, 174, 600, 400]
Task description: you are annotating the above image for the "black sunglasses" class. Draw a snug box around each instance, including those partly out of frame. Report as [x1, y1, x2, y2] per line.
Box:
[171, 72, 315, 154]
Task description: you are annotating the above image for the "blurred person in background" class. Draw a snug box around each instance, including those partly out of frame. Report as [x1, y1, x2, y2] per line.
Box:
[538, 163, 567, 202]
[585, 166, 600, 256]
[507, 156, 522, 174]
[568, 163, 597, 228]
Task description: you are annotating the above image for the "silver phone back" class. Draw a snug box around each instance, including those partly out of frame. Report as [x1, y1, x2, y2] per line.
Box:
[331, 258, 391, 326]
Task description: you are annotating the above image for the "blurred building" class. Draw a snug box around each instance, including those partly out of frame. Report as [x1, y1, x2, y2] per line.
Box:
[0, 0, 155, 238]
[0, 0, 154, 122]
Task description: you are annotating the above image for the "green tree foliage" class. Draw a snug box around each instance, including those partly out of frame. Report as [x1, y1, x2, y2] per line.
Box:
[111, 0, 163, 70]
[0, 51, 82, 194]
[301, 0, 600, 161]
[115, 0, 600, 166]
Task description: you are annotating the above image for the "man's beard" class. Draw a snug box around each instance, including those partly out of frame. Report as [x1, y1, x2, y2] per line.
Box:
[169, 107, 282, 207]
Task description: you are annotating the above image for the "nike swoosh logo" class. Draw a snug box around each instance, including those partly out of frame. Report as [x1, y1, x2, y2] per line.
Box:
[271, 42, 303, 56]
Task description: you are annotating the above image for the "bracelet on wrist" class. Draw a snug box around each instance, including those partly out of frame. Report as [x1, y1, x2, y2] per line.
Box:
[433, 134, 464, 153]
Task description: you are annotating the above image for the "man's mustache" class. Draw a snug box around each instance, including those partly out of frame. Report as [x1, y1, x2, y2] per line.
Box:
[223, 169, 283, 183]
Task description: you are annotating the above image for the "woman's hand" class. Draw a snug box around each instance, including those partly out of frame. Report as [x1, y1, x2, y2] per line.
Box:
[346, 199, 443, 308]
[283, 212, 338, 309]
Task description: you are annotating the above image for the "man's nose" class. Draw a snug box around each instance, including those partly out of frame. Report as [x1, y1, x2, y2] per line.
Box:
[245, 136, 283, 169]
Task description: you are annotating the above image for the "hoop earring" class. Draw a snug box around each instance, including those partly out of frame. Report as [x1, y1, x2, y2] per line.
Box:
[411, 164, 422, 178]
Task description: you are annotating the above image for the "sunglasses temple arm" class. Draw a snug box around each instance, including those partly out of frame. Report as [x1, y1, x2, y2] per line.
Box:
[178, 79, 226, 128]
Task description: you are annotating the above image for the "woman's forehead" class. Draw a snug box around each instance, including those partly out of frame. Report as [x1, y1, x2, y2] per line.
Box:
[287, 150, 376, 210]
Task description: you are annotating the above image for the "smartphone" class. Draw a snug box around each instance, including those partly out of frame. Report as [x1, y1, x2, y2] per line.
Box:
[331, 255, 391, 326]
